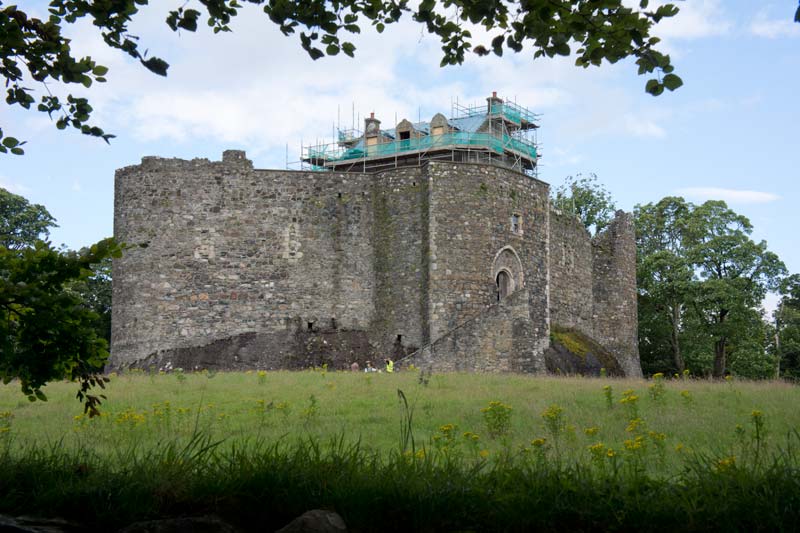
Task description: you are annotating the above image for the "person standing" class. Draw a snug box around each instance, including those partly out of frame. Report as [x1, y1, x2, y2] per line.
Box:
[385, 358, 394, 373]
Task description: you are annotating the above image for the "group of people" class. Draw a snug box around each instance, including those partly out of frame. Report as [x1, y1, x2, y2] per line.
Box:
[350, 359, 394, 373]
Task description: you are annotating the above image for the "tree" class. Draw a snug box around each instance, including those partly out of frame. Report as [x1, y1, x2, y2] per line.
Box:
[634, 197, 693, 373]
[552, 173, 616, 234]
[635, 197, 786, 378]
[67, 254, 112, 345]
[687, 201, 786, 378]
[1, 239, 120, 415]
[1, 188, 119, 414]
[0, 188, 57, 249]
[775, 274, 800, 379]
[1, 0, 689, 153]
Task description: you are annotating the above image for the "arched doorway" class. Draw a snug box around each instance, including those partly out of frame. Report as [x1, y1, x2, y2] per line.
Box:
[491, 246, 524, 303]
[496, 270, 511, 301]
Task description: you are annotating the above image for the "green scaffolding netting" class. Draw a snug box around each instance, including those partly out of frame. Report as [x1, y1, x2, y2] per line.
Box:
[308, 132, 537, 164]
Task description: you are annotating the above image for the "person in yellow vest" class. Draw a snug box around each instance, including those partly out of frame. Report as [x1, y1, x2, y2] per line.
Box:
[384, 358, 394, 373]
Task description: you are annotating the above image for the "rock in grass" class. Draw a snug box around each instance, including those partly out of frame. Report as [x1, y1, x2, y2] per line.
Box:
[0, 514, 81, 532]
[276, 510, 347, 533]
[117, 515, 240, 532]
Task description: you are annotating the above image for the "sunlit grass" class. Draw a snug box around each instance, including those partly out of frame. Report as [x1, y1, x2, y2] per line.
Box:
[1, 370, 798, 470]
[1, 370, 799, 531]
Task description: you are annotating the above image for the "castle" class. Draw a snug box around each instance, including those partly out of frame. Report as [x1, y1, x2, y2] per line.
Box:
[110, 93, 641, 376]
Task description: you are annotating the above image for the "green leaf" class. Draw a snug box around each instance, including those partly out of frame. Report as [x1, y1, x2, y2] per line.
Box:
[645, 79, 663, 96]
[341, 42, 356, 57]
[92, 65, 109, 76]
[662, 73, 683, 91]
[2, 137, 19, 148]
[795, 5, 800, 23]
[326, 44, 340, 55]
[141, 57, 169, 76]
[10, 147, 24, 155]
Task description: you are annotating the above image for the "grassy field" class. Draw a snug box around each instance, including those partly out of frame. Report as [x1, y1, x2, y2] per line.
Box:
[1, 371, 799, 531]
[2, 370, 798, 466]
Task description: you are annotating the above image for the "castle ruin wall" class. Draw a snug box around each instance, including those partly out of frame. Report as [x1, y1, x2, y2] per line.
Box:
[547, 209, 594, 334]
[425, 163, 550, 355]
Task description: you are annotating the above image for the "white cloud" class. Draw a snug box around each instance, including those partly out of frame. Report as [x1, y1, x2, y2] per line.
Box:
[676, 187, 780, 205]
[0, 176, 31, 195]
[750, 11, 800, 39]
[652, 0, 732, 40]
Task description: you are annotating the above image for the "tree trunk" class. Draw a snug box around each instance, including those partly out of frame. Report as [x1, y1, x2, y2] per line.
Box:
[670, 304, 685, 373]
[713, 337, 727, 378]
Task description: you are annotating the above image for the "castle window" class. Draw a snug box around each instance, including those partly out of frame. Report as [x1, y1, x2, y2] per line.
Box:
[399, 131, 410, 140]
[307, 321, 314, 331]
[496, 271, 511, 301]
[511, 214, 522, 235]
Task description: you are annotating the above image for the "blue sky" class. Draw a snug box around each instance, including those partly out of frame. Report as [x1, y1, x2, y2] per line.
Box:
[2, 1, 798, 310]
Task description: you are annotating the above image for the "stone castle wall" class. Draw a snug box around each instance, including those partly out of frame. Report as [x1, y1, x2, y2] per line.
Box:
[112, 151, 639, 375]
[398, 288, 544, 372]
[591, 211, 641, 376]
[548, 209, 594, 334]
[426, 164, 550, 351]
[113, 151, 381, 368]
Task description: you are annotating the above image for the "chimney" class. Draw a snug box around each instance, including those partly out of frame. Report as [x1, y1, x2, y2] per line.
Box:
[487, 91, 503, 113]
[364, 112, 381, 146]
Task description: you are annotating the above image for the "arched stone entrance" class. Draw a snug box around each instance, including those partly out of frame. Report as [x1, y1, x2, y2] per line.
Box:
[491, 246, 524, 302]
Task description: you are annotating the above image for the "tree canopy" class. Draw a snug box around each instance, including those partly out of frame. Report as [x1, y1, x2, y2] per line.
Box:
[775, 274, 800, 379]
[1, 0, 689, 153]
[551, 173, 617, 235]
[635, 197, 786, 378]
[0, 188, 118, 415]
[0, 188, 57, 249]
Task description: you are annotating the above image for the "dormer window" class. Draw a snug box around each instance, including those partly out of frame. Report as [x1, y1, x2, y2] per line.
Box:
[430, 113, 448, 136]
[511, 214, 522, 235]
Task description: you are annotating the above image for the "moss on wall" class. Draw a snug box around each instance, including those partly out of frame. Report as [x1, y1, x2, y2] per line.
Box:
[546, 324, 622, 376]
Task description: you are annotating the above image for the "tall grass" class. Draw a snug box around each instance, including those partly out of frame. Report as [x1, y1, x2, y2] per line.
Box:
[1, 371, 799, 530]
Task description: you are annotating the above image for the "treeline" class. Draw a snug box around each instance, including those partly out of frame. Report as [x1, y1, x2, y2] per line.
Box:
[554, 176, 797, 379]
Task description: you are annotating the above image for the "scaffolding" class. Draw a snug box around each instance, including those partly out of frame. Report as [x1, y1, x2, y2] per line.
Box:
[293, 95, 541, 178]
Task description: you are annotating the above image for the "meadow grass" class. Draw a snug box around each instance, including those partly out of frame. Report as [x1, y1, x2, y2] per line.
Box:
[1, 371, 799, 531]
[1, 370, 799, 465]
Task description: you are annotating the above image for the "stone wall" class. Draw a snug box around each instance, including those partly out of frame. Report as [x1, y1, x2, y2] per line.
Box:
[111, 150, 639, 375]
[112, 151, 380, 367]
[425, 162, 550, 352]
[548, 209, 594, 334]
[591, 211, 642, 377]
[398, 289, 545, 372]
[370, 166, 428, 356]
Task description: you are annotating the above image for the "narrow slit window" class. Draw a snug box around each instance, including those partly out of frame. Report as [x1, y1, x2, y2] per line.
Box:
[511, 214, 522, 234]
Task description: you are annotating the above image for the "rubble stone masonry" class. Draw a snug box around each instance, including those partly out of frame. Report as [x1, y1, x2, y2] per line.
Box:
[111, 151, 640, 375]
